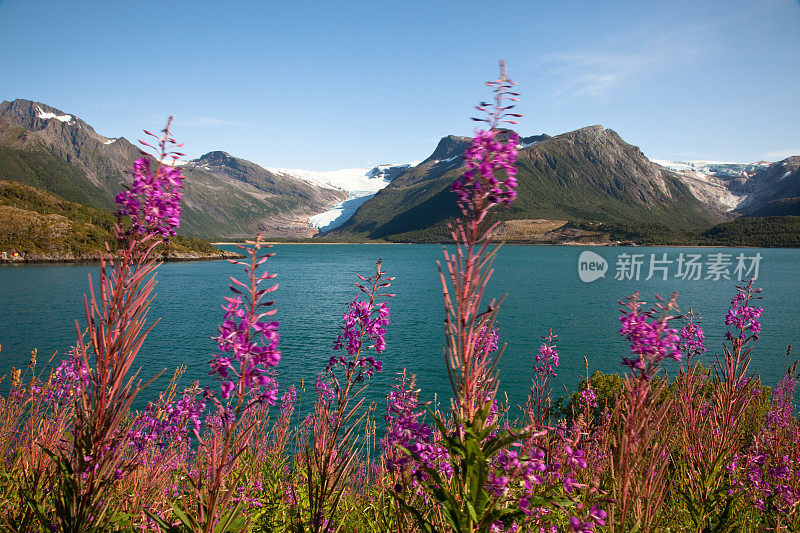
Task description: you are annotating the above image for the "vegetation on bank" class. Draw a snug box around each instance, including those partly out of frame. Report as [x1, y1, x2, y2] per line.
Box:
[579, 216, 800, 247]
[320, 216, 800, 248]
[0, 180, 226, 259]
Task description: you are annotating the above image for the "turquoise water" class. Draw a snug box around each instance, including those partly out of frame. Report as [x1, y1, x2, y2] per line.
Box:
[0, 245, 798, 416]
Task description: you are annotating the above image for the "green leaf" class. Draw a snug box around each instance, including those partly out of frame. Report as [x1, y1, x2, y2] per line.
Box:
[143, 509, 183, 533]
[168, 502, 196, 531]
[465, 500, 479, 524]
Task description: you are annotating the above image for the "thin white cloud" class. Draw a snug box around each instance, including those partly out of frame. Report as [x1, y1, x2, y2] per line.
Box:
[542, 23, 713, 101]
[179, 116, 249, 127]
[765, 149, 800, 160]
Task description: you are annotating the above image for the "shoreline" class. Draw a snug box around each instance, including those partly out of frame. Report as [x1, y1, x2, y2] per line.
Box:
[0, 250, 242, 265]
[212, 241, 787, 249]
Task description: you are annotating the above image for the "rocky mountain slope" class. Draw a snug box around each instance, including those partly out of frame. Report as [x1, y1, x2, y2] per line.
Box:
[652, 158, 800, 217]
[732, 157, 800, 216]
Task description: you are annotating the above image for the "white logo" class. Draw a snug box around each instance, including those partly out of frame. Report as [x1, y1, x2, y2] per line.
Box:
[578, 251, 608, 283]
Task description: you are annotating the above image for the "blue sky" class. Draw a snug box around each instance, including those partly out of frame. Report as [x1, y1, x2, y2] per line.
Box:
[1, 0, 798, 170]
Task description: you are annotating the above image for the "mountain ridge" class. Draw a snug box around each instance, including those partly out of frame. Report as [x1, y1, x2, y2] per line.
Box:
[324, 125, 726, 241]
[2, 98, 799, 243]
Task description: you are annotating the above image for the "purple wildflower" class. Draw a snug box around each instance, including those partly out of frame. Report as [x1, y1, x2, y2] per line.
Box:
[49, 354, 89, 401]
[618, 292, 680, 379]
[382, 374, 434, 474]
[679, 308, 706, 365]
[451, 60, 521, 215]
[475, 327, 499, 357]
[209, 235, 281, 405]
[451, 129, 519, 210]
[725, 283, 763, 342]
[329, 263, 392, 382]
[115, 157, 184, 239]
[534, 339, 559, 377]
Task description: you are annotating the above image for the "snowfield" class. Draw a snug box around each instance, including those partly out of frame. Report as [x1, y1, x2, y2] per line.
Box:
[268, 163, 418, 232]
[652, 159, 771, 212]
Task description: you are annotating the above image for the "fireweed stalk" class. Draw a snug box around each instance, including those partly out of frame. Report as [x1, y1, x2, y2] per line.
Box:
[674, 282, 768, 531]
[396, 61, 560, 533]
[525, 330, 560, 427]
[30, 118, 185, 532]
[381, 371, 453, 530]
[398, 63, 604, 530]
[442, 61, 520, 425]
[301, 260, 393, 532]
[608, 292, 680, 532]
[159, 234, 282, 533]
[734, 360, 800, 529]
[0, 354, 81, 530]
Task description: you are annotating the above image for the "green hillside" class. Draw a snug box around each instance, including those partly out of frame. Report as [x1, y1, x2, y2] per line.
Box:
[0, 146, 112, 210]
[699, 216, 800, 247]
[0, 180, 226, 258]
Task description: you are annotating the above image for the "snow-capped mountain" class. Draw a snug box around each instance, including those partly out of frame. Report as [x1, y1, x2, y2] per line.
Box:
[652, 159, 772, 212]
[652, 160, 769, 180]
[268, 163, 418, 232]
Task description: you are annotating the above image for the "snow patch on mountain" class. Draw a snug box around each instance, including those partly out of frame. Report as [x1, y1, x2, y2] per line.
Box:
[268, 163, 414, 193]
[34, 105, 73, 123]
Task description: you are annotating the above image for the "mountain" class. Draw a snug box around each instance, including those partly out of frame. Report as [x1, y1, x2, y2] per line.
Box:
[654, 157, 800, 217]
[178, 151, 345, 238]
[0, 100, 135, 210]
[326, 126, 723, 242]
[0, 99, 347, 239]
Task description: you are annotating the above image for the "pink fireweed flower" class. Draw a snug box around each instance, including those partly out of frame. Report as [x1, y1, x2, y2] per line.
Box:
[129, 385, 205, 452]
[618, 292, 680, 380]
[451, 129, 519, 212]
[564, 446, 588, 469]
[475, 326, 499, 358]
[579, 386, 598, 410]
[115, 117, 185, 239]
[382, 374, 434, 475]
[49, 353, 90, 402]
[534, 331, 559, 377]
[450, 60, 521, 220]
[329, 262, 392, 382]
[679, 309, 706, 361]
[725, 282, 763, 342]
[209, 235, 281, 405]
